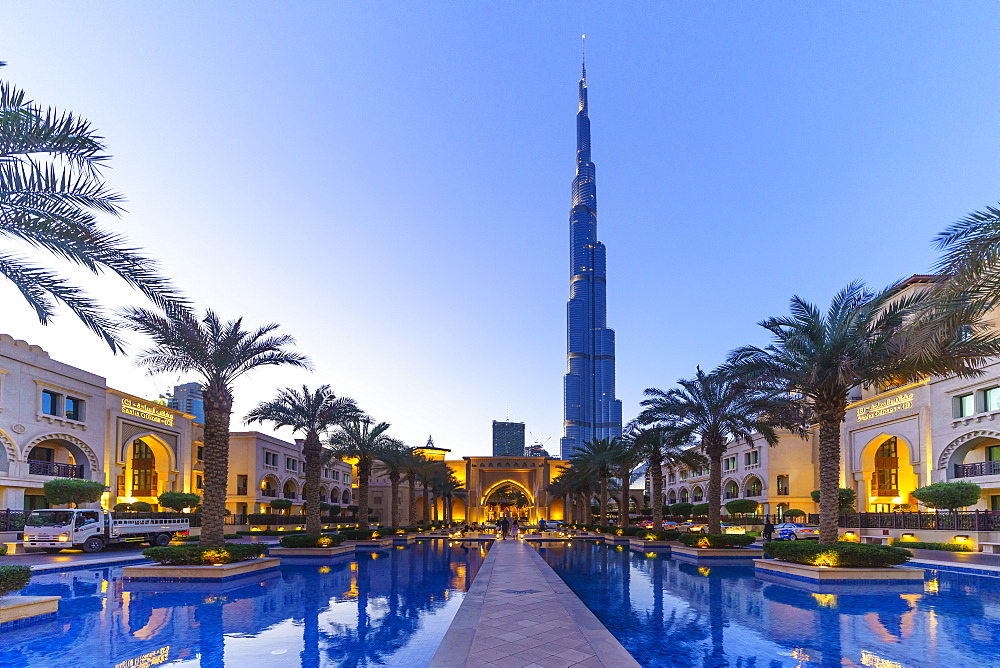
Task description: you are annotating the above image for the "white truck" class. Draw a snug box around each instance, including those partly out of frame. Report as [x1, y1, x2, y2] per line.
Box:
[23, 508, 190, 553]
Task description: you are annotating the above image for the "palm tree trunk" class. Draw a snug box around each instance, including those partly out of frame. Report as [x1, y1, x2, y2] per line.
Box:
[302, 430, 323, 536]
[650, 452, 664, 528]
[390, 474, 400, 528]
[445, 493, 452, 524]
[706, 436, 724, 535]
[618, 466, 631, 527]
[199, 388, 233, 548]
[422, 481, 431, 525]
[408, 477, 417, 526]
[357, 458, 371, 531]
[817, 403, 846, 543]
[599, 474, 608, 526]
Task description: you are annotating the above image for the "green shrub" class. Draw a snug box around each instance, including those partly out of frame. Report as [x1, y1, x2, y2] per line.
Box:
[236, 530, 308, 537]
[912, 482, 982, 510]
[725, 499, 760, 515]
[339, 529, 382, 541]
[279, 533, 346, 548]
[637, 530, 680, 541]
[0, 544, 7, 556]
[176, 533, 239, 542]
[678, 533, 756, 549]
[891, 540, 972, 552]
[783, 509, 806, 518]
[640, 507, 653, 516]
[691, 503, 710, 516]
[810, 488, 857, 513]
[0, 565, 32, 597]
[131, 502, 152, 512]
[670, 502, 694, 518]
[43, 478, 104, 506]
[270, 499, 293, 511]
[113, 502, 132, 512]
[762, 541, 911, 568]
[142, 543, 267, 565]
[158, 492, 201, 511]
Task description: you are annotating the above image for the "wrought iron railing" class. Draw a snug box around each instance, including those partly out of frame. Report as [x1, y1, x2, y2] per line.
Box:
[262, 489, 277, 497]
[838, 511, 1000, 532]
[0, 509, 28, 531]
[283, 492, 297, 499]
[955, 461, 1000, 478]
[27, 459, 84, 478]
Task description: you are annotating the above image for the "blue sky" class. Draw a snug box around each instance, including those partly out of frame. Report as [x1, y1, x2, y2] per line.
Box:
[3, 3, 1000, 458]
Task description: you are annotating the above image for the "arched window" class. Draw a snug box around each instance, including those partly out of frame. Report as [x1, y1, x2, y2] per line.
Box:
[776, 475, 789, 495]
[724, 481, 739, 500]
[680, 489, 689, 503]
[745, 477, 763, 497]
[342, 489, 350, 505]
[873, 437, 899, 496]
[692, 486, 704, 502]
[667, 490, 676, 505]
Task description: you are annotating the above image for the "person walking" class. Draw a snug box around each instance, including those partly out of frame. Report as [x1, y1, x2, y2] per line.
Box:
[539, 518, 547, 532]
[510, 519, 519, 539]
[499, 516, 510, 539]
[763, 520, 775, 542]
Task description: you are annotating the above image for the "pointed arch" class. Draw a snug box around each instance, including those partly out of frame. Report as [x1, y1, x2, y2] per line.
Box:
[23, 432, 100, 475]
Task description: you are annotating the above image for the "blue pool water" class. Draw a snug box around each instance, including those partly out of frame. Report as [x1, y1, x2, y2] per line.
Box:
[537, 542, 1000, 668]
[4, 540, 488, 667]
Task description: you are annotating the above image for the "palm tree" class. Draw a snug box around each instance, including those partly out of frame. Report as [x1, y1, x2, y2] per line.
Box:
[934, 203, 1000, 311]
[245, 385, 360, 536]
[639, 367, 796, 534]
[610, 438, 645, 528]
[400, 451, 426, 527]
[418, 459, 441, 526]
[624, 423, 705, 528]
[1, 63, 185, 350]
[374, 442, 413, 528]
[327, 419, 397, 531]
[434, 472, 465, 524]
[727, 282, 1000, 542]
[123, 307, 309, 546]
[570, 438, 619, 526]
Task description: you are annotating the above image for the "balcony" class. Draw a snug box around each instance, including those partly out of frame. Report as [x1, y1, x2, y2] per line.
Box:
[236, 486, 248, 496]
[283, 491, 297, 499]
[261, 489, 277, 498]
[955, 460, 1000, 478]
[28, 459, 84, 478]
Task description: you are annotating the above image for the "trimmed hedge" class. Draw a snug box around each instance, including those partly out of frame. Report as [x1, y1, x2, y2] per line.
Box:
[891, 540, 973, 552]
[0, 544, 7, 556]
[763, 541, 911, 568]
[637, 530, 681, 541]
[279, 533, 347, 548]
[142, 543, 268, 565]
[0, 565, 31, 597]
[678, 533, 756, 549]
[176, 534, 239, 542]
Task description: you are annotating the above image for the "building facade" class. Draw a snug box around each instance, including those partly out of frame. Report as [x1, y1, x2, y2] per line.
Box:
[492, 420, 525, 457]
[660, 432, 820, 518]
[561, 61, 622, 460]
[165, 381, 205, 423]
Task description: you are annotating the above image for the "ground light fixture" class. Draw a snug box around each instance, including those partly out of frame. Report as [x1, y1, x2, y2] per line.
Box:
[901, 533, 916, 541]
[955, 535, 970, 542]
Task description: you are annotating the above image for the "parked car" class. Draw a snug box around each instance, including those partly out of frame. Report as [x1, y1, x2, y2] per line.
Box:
[774, 522, 820, 540]
[720, 523, 747, 535]
[678, 522, 708, 533]
[661, 521, 681, 531]
[637, 520, 655, 529]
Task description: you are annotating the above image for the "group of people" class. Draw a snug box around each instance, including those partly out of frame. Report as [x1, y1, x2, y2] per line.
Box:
[458, 517, 547, 539]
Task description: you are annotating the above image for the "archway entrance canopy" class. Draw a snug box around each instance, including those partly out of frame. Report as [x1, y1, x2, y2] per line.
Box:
[482, 482, 533, 521]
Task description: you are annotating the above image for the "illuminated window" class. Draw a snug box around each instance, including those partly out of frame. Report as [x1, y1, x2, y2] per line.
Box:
[873, 437, 899, 496]
[776, 475, 789, 495]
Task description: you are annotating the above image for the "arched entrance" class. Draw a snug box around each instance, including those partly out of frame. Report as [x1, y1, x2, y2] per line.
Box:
[118, 435, 173, 508]
[861, 435, 918, 511]
[482, 481, 533, 522]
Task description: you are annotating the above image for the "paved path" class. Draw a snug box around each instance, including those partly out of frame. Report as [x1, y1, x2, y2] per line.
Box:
[430, 539, 639, 668]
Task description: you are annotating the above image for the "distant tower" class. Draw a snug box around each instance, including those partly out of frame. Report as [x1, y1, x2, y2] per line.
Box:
[492, 420, 526, 457]
[561, 52, 623, 460]
[166, 382, 205, 423]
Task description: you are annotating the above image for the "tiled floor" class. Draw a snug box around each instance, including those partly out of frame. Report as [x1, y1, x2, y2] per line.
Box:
[430, 539, 639, 668]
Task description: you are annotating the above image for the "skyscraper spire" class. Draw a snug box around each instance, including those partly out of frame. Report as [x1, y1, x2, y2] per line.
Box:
[560, 51, 622, 461]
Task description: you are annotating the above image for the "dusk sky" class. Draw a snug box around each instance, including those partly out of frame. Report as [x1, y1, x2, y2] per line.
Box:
[3, 3, 1000, 458]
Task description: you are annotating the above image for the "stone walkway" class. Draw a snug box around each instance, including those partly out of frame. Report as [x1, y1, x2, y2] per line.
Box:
[430, 539, 639, 668]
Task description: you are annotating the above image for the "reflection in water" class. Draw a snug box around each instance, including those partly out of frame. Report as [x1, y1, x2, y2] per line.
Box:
[3, 541, 487, 667]
[538, 542, 1000, 668]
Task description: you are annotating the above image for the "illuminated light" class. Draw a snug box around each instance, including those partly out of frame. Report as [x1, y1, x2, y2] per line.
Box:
[856, 393, 914, 422]
[318, 566, 331, 574]
[317, 536, 333, 547]
[925, 578, 939, 593]
[954, 535, 970, 542]
[697, 567, 711, 577]
[697, 537, 711, 549]
[891, 496, 904, 505]
[251, 527, 261, 532]
[615, 545, 624, 552]
[122, 397, 175, 425]
[370, 552, 379, 560]
[860, 649, 905, 668]
[808, 551, 840, 568]
[900, 533, 916, 541]
[645, 552, 657, 558]
[396, 546, 405, 550]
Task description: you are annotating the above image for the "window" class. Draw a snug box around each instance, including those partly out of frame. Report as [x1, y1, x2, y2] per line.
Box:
[197, 445, 204, 461]
[989, 445, 1000, 462]
[679, 470, 688, 480]
[955, 393, 975, 418]
[679, 489, 689, 503]
[776, 475, 789, 495]
[264, 451, 278, 467]
[64, 396, 84, 421]
[745, 450, 760, 467]
[745, 478, 762, 497]
[724, 456, 737, 472]
[724, 481, 739, 500]
[692, 487, 703, 502]
[992, 495, 1000, 512]
[344, 473, 350, 484]
[41, 390, 60, 416]
[373, 495, 383, 505]
[286, 457, 297, 471]
[237, 475, 248, 495]
[196, 475, 204, 490]
[331, 470, 339, 481]
[873, 437, 899, 496]
[667, 471, 676, 483]
[984, 387, 1000, 413]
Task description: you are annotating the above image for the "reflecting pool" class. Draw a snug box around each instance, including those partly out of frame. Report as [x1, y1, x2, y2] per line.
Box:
[4, 540, 488, 668]
[538, 542, 1000, 668]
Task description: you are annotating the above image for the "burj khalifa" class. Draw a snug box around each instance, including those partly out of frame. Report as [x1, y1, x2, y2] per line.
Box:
[560, 59, 623, 460]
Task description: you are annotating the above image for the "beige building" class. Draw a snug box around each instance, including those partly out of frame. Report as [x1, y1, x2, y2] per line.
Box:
[661, 431, 819, 518]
